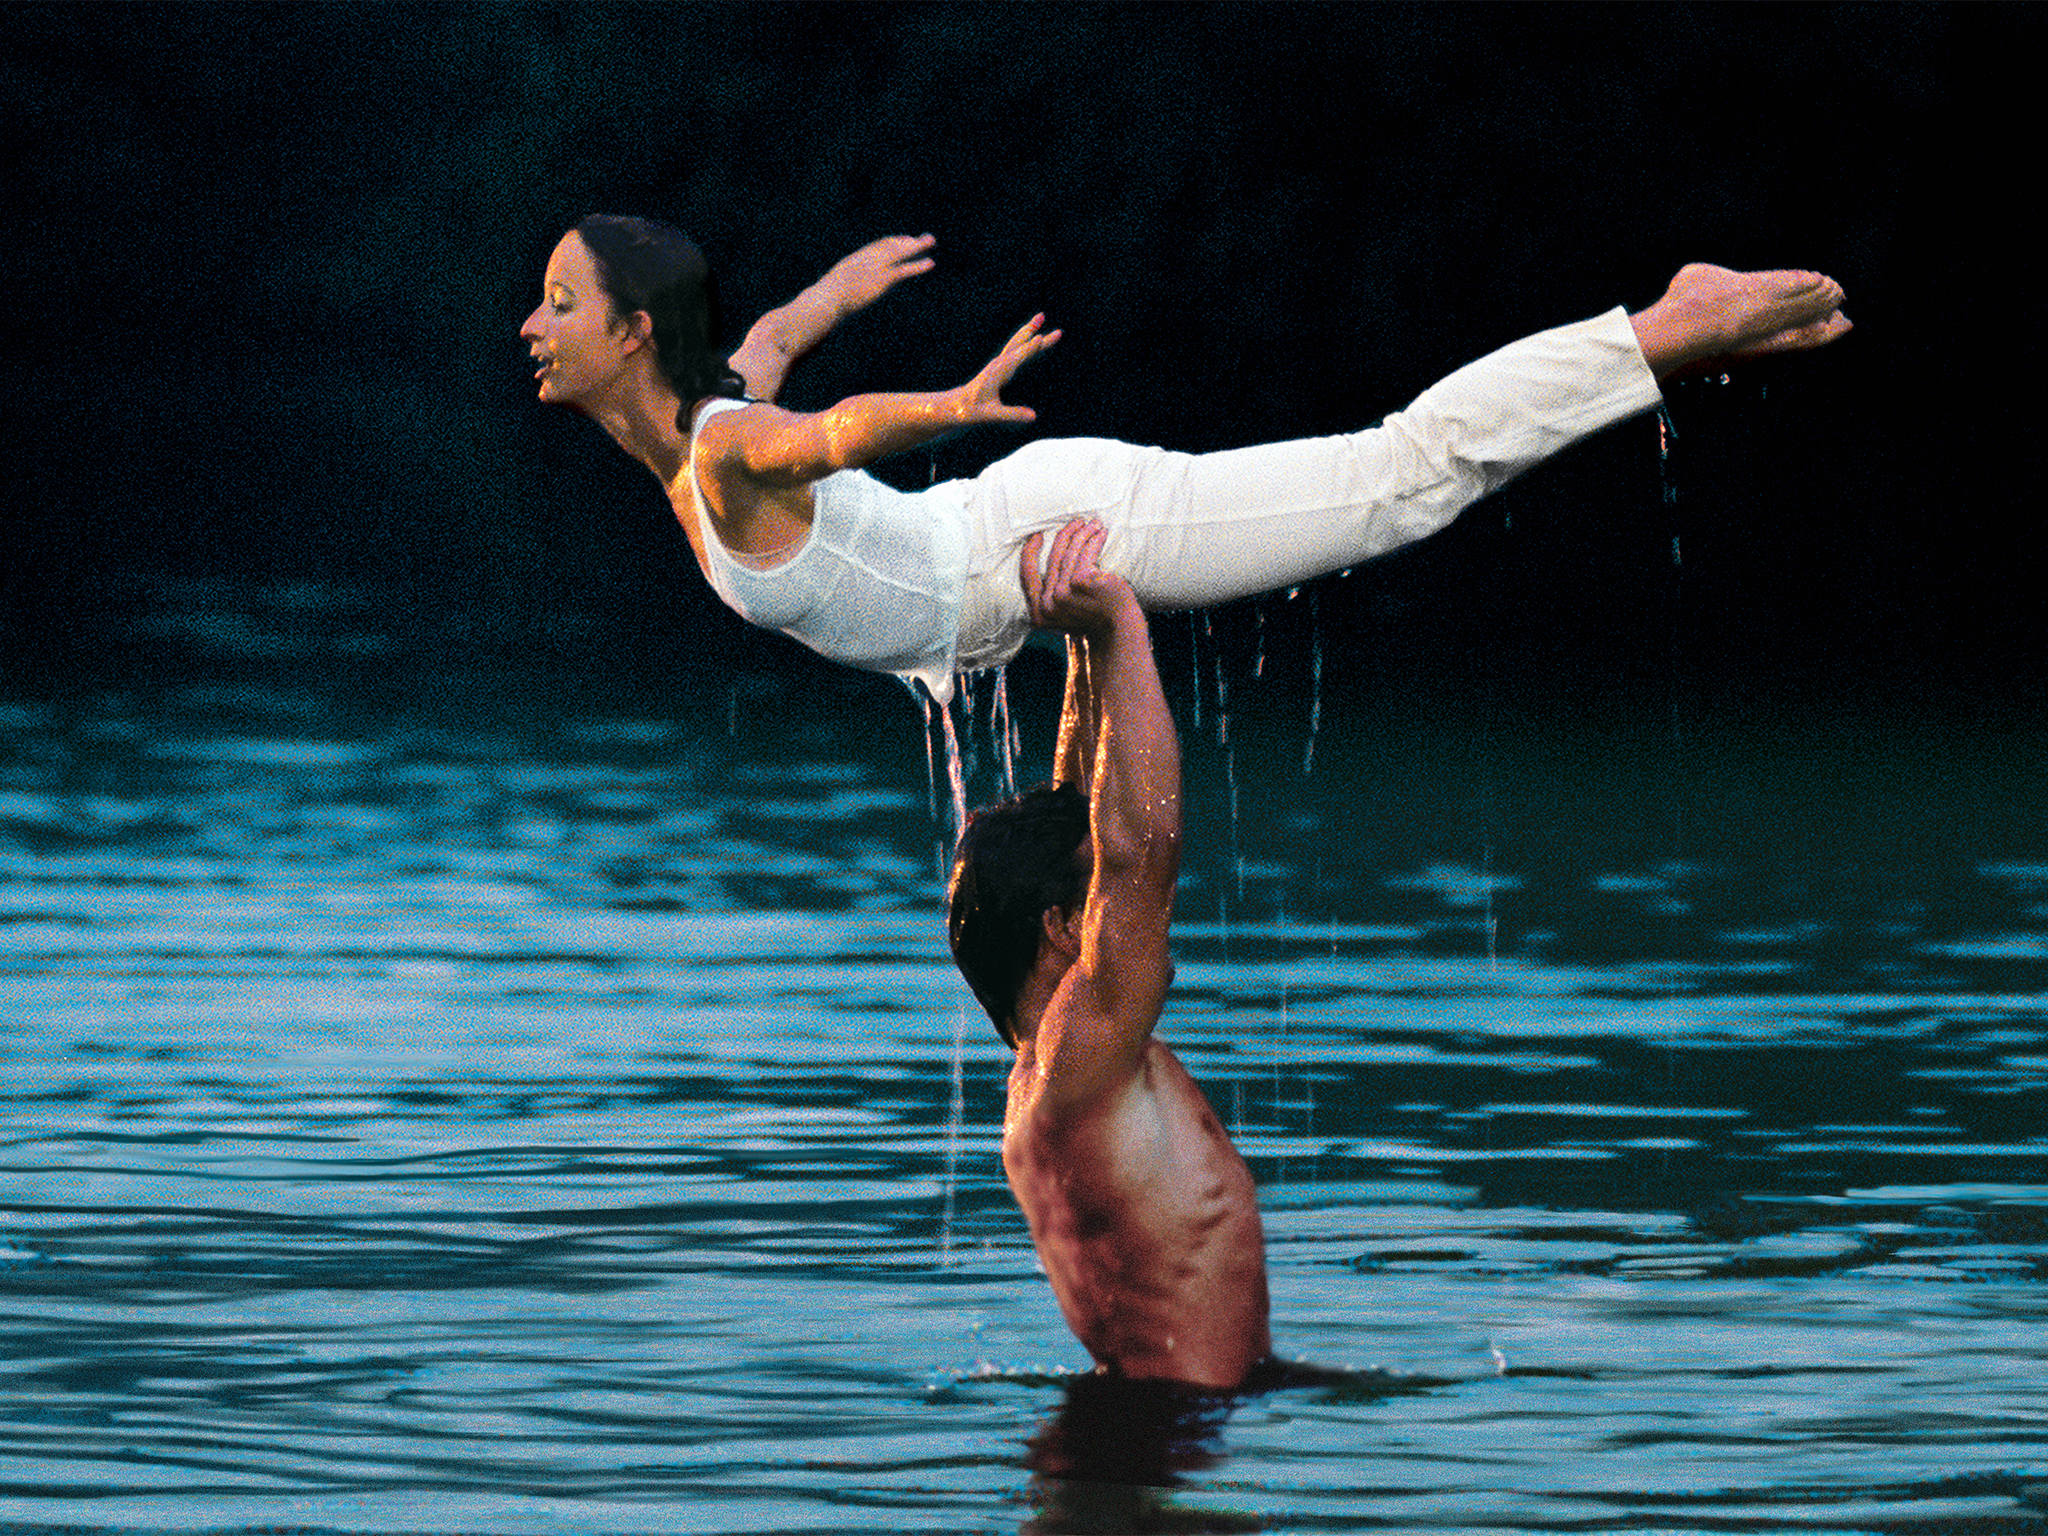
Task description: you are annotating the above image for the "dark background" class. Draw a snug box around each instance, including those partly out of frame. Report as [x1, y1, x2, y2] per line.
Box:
[2, 3, 2035, 741]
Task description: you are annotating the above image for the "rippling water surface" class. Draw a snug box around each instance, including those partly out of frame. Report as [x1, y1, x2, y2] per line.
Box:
[3, 640, 2045, 1534]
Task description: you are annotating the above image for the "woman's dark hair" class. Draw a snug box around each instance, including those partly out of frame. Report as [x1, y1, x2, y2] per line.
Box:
[574, 214, 746, 407]
[947, 783, 1091, 1047]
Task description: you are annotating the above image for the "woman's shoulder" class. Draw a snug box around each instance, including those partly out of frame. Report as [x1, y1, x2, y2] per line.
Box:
[691, 394, 760, 432]
[688, 395, 774, 460]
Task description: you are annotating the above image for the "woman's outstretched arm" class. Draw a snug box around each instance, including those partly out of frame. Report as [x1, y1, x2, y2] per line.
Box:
[699, 315, 1061, 489]
[727, 234, 937, 402]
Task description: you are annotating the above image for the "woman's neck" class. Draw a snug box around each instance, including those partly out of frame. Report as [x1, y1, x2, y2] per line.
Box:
[586, 372, 691, 485]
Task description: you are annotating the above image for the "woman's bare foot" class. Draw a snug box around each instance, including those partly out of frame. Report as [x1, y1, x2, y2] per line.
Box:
[1631, 263, 1851, 380]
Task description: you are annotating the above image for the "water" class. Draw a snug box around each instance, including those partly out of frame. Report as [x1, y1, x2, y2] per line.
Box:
[3, 640, 2046, 1534]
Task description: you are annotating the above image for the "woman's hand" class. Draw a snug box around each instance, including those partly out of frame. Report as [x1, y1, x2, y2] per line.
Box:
[714, 312, 1062, 487]
[955, 315, 1062, 428]
[731, 235, 937, 402]
[817, 234, 937, 316]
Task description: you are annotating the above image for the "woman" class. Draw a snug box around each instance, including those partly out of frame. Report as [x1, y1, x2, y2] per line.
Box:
[520, 215, 1848, 702]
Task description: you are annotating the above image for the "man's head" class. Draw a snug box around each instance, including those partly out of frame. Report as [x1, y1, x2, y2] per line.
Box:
[947, 783, 1091, 1047]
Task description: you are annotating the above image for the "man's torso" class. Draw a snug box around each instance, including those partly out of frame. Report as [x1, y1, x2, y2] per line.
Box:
[1003, 1037, 1270, 1387]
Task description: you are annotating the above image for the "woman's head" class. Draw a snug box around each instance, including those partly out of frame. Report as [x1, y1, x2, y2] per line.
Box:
[566, 215, 744, 405]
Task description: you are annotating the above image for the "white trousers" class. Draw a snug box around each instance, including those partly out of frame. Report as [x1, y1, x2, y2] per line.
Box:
[952, 305, 1662, 672]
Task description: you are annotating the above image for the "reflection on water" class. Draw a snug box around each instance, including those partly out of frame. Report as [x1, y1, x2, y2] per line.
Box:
[2, 640, 2046, 1533]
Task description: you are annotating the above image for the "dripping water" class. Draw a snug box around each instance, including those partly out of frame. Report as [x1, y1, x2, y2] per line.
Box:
[1205, 611, 1245, 907]
[1300, 587, 1322, 776]
[1206, 611, 1228, 751]
[1272, 983, 1288, 1188]
[1655, 400, 1691, 1096]
[1657, 404, 1686, 856]
[1299, 996, 1316, 1188]
[920, 686, 947, 881]
[1481, 836, 1499, 972]
[922, 673, 991, 1268]
[989, 666, 1019, 798]
[958, 672, 984, 808]
[937, 1004, 967, 1265]
[919, 682, 971, 882]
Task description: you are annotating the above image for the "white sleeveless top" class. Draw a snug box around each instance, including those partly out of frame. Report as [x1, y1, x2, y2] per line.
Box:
[684, 397, 973, 702]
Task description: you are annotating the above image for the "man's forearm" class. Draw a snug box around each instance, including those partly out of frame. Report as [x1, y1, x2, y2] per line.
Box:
[1054, 635, 1099, 789]
[1088, 594, 1181, 870]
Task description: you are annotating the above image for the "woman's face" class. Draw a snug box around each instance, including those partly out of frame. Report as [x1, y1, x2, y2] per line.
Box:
[520, 232, 641, 405]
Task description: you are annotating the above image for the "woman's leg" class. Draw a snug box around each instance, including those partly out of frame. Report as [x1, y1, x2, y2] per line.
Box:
[955, 306, 1661, 670]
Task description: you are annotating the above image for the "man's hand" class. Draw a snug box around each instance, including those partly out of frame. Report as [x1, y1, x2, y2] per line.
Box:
[1631, 263, 1851, 380]
[1021, 518, 1131, 635]
[1021, 518, 1180, 1114]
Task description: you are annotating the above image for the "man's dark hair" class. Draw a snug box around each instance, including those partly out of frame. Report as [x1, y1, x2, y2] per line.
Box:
[948, 783, 1091, 1047]
[574, 214, 747, 410]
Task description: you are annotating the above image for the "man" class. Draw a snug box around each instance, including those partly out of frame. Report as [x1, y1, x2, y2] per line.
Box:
[948, 516, 1271, 1389]
[944, 255, 1854, 1385]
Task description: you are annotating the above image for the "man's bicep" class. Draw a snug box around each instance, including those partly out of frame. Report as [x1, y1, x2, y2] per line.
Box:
[1077, 867, 1175, 1050]
[1039, 891, 1169, 1114]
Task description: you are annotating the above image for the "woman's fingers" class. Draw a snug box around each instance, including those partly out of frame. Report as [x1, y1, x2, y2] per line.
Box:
[966, 315, 1062, 426]
[882, 233, 937, 282]
[824, 234, 937, 311]
[1003, 315, 1062, 364]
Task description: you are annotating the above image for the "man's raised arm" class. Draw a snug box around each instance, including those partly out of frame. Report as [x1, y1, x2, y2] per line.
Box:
[1019, 521, 1182, 1097]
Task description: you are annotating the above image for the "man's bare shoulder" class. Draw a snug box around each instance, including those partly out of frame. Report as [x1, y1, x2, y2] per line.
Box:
[1005, 1037, 1217, 1192]
[1005, 1028, 1136, 1157]
[1010, 928, 1175, 1125]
